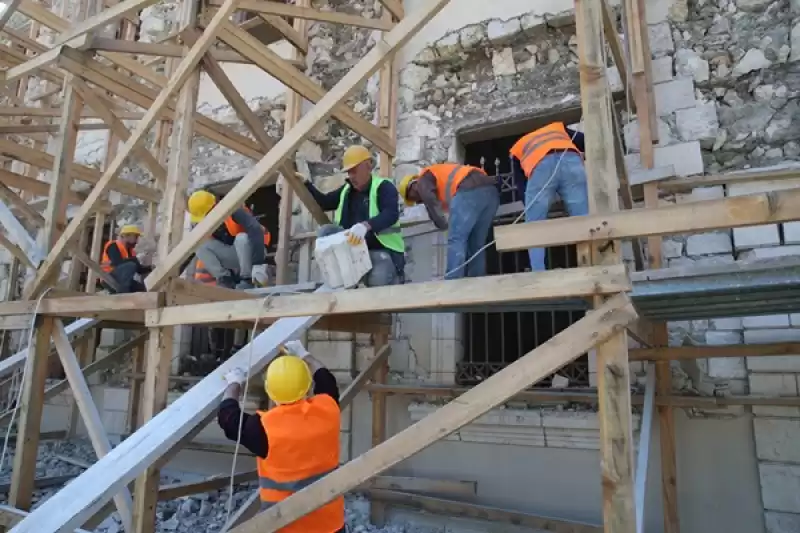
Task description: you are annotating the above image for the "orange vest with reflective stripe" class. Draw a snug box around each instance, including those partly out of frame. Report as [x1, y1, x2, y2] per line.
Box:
[217, 207, 271, 246]
[100, 240, 135, 273]
[193, 259, 215, 285]
[420, 164, 486, 210]
[257, 395, 343, 533]
[510, 122, 580, 178]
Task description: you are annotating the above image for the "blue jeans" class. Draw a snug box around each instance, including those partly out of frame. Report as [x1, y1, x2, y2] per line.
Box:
[317, 224, 404, 286]
[524, 152, 589, 271]
[445, 185, 500, 280]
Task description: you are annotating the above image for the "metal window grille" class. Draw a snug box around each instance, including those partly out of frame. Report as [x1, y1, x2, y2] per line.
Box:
[456, 155, 590, 387]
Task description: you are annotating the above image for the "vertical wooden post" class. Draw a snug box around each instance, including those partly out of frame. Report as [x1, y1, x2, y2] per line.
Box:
[275, 0, 311, 285]
[575, 1, 636, 532]
[369, 331, 389, 526]
[7, 317, 54, 513]
[132, 1, 198, 530]
[0, 259, 20, 360]
[127, 340, 145, 433]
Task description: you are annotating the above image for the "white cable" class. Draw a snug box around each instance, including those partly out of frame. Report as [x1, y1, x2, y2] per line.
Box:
[0, 286, 53, 471]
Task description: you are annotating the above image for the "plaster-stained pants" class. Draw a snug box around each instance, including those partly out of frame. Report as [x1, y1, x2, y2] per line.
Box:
[317, 225, 402, 287]
[195, 233, 253, 281]
[523, 152, 589, 271]
[445, 185, 500, 280]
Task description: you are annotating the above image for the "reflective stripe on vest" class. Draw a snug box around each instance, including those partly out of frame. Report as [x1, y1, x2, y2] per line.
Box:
[420, 164, 483, 209]
[509, 122, 580, 178]
[100, 240, 132, 273]
[333, 176, 405, 253]
[258, 466, 336, 492]
[193, 260, 215, 285]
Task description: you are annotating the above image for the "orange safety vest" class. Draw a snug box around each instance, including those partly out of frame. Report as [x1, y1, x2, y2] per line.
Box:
[193, 259, 216, 285]
[420, 163, 486, 210]
[100, 240, 136, 273]
[509, 122, 581, 179]
[218, 207, 271, 246]
[257, 395, 344, 533]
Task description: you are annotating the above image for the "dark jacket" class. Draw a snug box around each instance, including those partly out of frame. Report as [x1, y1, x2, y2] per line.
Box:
[305, 179, 401, 252]
[217, 368, 340, 459]
[211, 207, 266, 266]
[106, 242, 149, 275]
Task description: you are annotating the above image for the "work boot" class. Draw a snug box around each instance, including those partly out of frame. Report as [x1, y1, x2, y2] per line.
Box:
[217, 275, 236, 289]
[236, 278, 254, 290]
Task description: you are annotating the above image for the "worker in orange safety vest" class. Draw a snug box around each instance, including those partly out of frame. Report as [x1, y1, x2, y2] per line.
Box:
[398, 163, 499, 279]
[219, 340, 344, 533]
[186, 190, 269, 289]
[509, 122, 587, 271]
[99, 225, 151, 293]
[194, 228, 272, 286]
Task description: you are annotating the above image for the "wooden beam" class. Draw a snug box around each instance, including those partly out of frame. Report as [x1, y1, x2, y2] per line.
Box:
[229, 293, 637, 532]
[0, 107, 143, 118]
[9, 292, 330, 532]
[23, 0, 242, 300]
[147, 266, 630, 326]
[0, 231, 35, 268]
[7, 317, 54, 512]
[85, 37, 292, 65]
[370, 333, 389, 525]
[149, 0, 445, 288]
[340, 343, 390, 407]
[2, 34, 90, 84]
[0, 0, 24, 35]
[659, 167, 800, 192]
[0, 168, 112, 210]
[0, 292, 162, 317]
[196, 41, 329, 224]
[256, 13, 308, 54]
[0, 504, 93, 533]
[376, 0, 403, 19]
[71, 77, 167, 184]
[0, 199, 43, 266]
[52, 321, 134, 531]
[366, 490, 601, 533]
[215, 20, 395, 156]
[494, 188, 800, 252]
[631, 342, 800, 361]
[52, 0, 159, 46]
[0, 139, 161, 202]
[575, 0, 636, 531]
[221, 0, 394, 31]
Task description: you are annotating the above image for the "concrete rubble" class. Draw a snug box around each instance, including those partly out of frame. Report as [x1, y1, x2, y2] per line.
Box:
[0, 439, 453, 533]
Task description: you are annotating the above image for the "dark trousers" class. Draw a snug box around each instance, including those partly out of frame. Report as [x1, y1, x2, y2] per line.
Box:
[106, 262, 145, 293]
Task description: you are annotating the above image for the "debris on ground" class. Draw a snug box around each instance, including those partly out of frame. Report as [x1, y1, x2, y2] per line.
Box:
[0, 439, 450, 533]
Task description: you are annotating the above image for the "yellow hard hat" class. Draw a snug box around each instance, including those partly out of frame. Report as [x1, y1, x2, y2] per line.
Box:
[187, 190, 216, 224]
[398, 174, 419, 206]
[264, 355, 312, 405]
[342, 145, 371, 171]
[119, 224, 142, 236]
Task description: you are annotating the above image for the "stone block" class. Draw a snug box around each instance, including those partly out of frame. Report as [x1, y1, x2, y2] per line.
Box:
[102, 387, 129, 412]
[626, 141, 704, 177]
[662, 238, 684, 258]
[686, 232, 732, 256]
[754, 406, 800, 417]
[652, 56, 674, 84]
[745, 328, 800, 348]
[782, 222, 800, 245]
[791, 314, 800, 327]
[711, 317, 744, 330]
[765, 511, 800, 533]
[101, 410, 128, 436]
[741, 245, 800, 260]
[754, 418, 800, 463]
[675, 185, 725, 203]
[733, 225, 781, 250]
[743, 315, 791, 328]
[648, 22, 674, 57]
[760, 463, 800, 513]
[308, 340, 352, 371]
[654, 78, 695, 116]
[623, 117, 674, 152]
[748, 356, 800, 373]
[748, 373, 798, 396]
[708, 357, 747, 379]
[705, 330, 742, 345]
[675, 102, 718, 142]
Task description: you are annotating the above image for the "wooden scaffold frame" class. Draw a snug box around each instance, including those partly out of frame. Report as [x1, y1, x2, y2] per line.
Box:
[0, 0, 798, 532]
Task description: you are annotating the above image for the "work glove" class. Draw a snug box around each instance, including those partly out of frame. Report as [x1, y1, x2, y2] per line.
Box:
[223, 367, 247, 386]
[345, 223, 369, 246]
[251, 264, 269, 287]
[282, 340, 310, 359]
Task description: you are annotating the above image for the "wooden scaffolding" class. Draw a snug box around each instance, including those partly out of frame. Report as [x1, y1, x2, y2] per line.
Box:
[0, 0, 798, 532]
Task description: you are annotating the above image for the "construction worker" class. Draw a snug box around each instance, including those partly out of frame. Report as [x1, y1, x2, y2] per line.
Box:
[100, 225, 151, 293]
[510, 122, 587, 272]
[398, 164, 499, 279]
[186, 190, 269, 289]
[304, 145, 405, 286]
[220, 340, 344, 532]
[194, 229, 273, 286]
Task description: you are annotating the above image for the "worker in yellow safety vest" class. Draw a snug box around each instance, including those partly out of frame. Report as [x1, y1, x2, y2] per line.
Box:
[509, 122, 587, 271]
[398, 163, 499, 279]
[303, 145, 405, 286]
[99, 225, 151, 293]
[219, 340, 345, 532]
